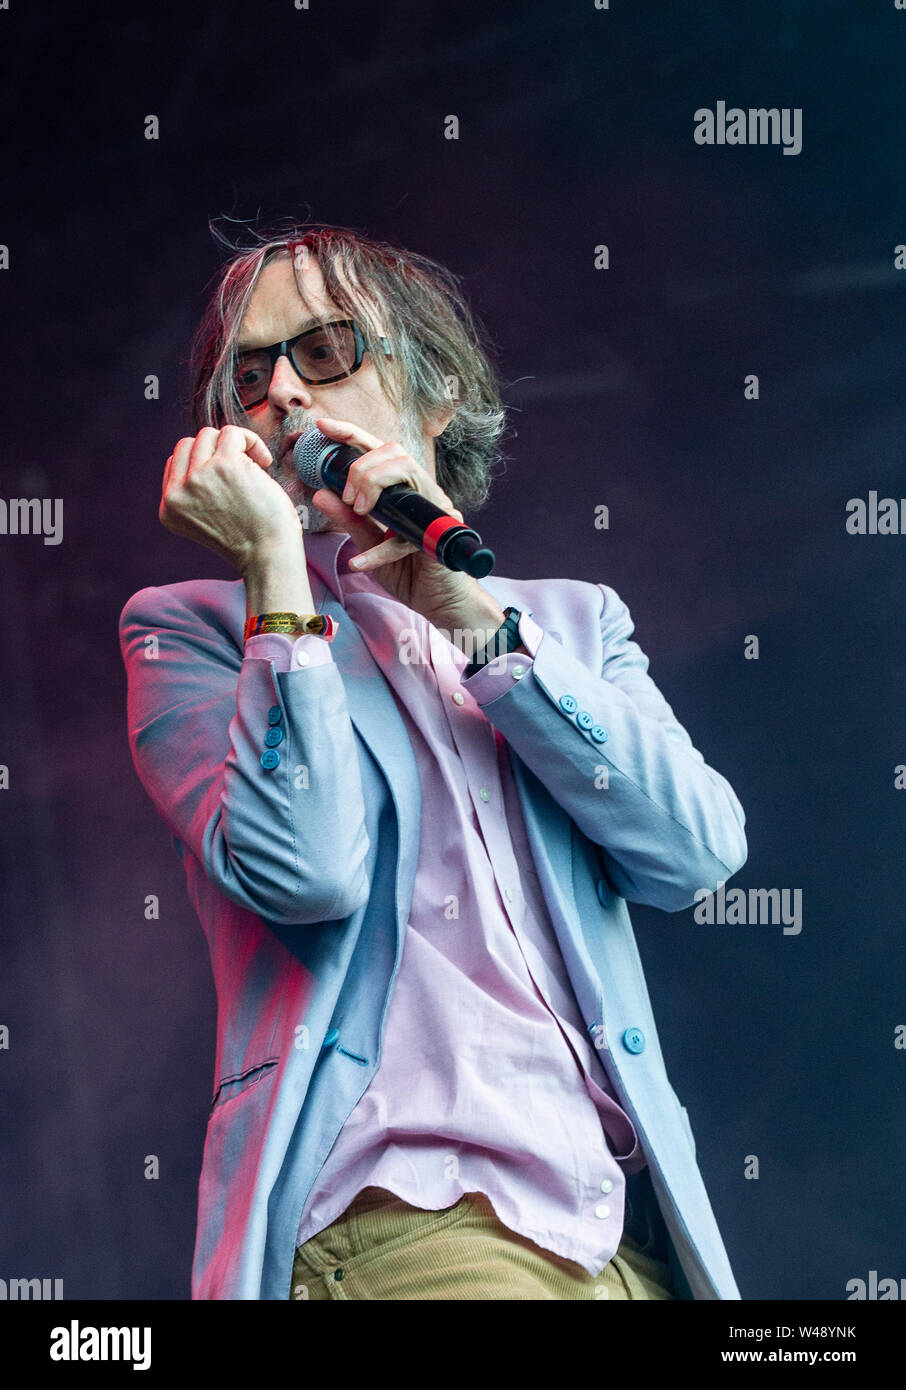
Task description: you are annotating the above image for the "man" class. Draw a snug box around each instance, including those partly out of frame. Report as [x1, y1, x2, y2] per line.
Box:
[119, 224, 748, 1301]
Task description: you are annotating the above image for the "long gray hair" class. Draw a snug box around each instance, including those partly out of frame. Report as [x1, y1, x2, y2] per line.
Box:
[190, 221, 507, 514]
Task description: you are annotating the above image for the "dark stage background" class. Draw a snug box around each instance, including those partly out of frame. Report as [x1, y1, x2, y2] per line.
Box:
[1, 0, 904, 1300]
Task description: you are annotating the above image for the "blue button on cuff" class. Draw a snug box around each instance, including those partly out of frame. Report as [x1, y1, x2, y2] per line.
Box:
[267, 705, 283, 725]
[264, 726, 284, 747]
[260, 749, 280, 771]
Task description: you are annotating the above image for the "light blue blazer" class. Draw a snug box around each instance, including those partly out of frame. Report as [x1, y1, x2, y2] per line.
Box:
[119, 563, 747, 1300]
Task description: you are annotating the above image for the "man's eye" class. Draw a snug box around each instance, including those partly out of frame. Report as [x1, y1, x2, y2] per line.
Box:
[238, 367, 265, 386]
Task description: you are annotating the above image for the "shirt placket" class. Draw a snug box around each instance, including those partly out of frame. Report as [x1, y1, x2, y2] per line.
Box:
[427, 624, 529, 932]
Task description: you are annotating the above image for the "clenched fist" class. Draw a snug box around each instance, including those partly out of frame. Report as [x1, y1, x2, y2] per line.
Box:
[159, 426, 302, 573]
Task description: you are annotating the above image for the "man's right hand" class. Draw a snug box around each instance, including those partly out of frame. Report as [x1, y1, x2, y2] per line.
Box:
[160, 426, 303, 574]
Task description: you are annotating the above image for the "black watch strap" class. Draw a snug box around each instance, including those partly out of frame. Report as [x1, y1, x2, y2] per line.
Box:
[464, 606, 522, 678]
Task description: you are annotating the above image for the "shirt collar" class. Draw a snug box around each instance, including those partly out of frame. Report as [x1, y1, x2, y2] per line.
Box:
[302, 528, 356, 609]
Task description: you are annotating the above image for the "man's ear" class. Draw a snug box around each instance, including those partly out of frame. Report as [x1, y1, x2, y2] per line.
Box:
[425, 404, 454, 439]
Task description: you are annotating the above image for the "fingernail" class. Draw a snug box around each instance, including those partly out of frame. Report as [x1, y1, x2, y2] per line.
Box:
[349, 556, 363, 568]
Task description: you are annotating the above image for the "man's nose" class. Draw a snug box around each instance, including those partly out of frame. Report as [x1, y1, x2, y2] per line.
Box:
[268, 354, 313, 412]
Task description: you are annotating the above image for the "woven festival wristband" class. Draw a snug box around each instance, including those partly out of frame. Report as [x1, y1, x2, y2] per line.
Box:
[244, 612, 339, 643]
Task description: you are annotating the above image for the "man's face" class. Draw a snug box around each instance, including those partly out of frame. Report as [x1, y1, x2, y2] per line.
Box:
[234, 252, 430, 532]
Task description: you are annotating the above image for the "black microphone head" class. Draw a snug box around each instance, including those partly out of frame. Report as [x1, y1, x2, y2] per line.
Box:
[292, 427, 335, 488]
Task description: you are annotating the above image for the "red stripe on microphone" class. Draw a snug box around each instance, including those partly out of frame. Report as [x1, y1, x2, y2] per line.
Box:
[422, 515, 462, 557]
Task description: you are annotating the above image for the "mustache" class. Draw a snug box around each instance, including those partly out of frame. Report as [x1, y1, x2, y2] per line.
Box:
[268, 410, 316, 465]
[263, 418, 334, 532]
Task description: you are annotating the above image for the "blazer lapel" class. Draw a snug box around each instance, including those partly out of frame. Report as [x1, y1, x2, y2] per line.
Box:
[306, 569, 423, 868]
[229, 570, 422, 898]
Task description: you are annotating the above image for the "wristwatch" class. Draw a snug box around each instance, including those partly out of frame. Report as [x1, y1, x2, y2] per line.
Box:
[464, 606, 523, 679]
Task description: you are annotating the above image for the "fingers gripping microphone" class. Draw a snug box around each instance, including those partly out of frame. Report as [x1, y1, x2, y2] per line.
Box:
[293, 428, 496, 578]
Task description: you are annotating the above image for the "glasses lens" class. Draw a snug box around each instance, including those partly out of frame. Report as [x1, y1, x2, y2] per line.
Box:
[233, 351, 271, 409]
[231, 323, 361, 409]
[292, 322, 358, 381]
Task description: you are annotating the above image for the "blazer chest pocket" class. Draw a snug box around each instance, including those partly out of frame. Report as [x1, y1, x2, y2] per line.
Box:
[210, 1057, 279, 1111]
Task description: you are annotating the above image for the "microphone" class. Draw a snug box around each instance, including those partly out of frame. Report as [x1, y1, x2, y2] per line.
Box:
[293, 428, 495, 578]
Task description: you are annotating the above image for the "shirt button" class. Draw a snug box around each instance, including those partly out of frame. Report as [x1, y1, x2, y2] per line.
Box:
[479, 787, 490, 802]
[512, 664, 526, 679]
[295, 650, 310, 667]
[267, 705, 283, 725]
[595, 1203, 611, 1220]
[600, 1179, 613, 1194]
[451, 691, 465, 705]
[504, 887, 514, 902]
[260, 749, 280, 771]
[264, 726, 284, 747]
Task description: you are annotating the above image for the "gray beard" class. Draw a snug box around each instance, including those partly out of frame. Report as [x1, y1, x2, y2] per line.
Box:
[265, 409, 334, 532]
[265, 409, 427, 534]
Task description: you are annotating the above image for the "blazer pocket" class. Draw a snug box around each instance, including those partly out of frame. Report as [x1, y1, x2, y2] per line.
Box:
[210, 1056, 279, 1111]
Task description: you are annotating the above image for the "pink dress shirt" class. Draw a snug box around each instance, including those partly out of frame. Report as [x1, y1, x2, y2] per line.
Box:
[244, 529, 646, 1277]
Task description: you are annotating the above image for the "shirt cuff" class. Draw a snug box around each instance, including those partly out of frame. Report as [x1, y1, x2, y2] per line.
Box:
[461, 609, 543, 701]
[244, 632, 335, 672]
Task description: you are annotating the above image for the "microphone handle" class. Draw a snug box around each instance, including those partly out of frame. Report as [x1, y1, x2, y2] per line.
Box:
[321, 445, 495, 578]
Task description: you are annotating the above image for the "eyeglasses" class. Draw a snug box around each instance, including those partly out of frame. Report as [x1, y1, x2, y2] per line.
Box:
[231, 319, 391, 411]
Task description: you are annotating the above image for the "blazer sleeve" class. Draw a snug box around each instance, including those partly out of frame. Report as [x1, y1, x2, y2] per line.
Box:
[118, 585, 371, 926]
[471, 582, 748, 912]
